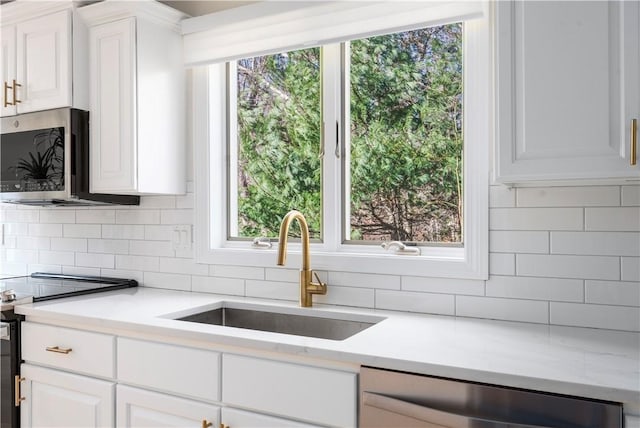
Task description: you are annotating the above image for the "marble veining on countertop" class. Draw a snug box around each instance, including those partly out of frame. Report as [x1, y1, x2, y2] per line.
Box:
[15, 287, 640, 407]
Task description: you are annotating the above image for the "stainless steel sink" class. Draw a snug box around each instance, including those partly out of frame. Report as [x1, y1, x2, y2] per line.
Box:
[172, 303, 384, 340]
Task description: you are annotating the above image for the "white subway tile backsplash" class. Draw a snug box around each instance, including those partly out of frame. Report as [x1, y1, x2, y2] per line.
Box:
[585, 280, 640, 307]
[315, 285, 375, 308]
[40, 210, 75, 224]
[39, 250, 74, 266]
[27, 264, 62, 274]
[63, 266, 101, 277]
[209, 265, 264, 280]
[264, 267, 298, 283]
[516, 186, 619, 207]
[621, 257, 640, 282]
[76, 210, 116, 224]
[160, 209, 193, 225]
[115, 254, 159, 272]
[486, 276, 583, 302]
[517, 254, 619, 280]
[328, 271, 400, 290]
[489, 231, 549, 254]
[585, 207, 640, 231]
[622, 185, 640, 206]
[50, 238, 87, 252]
[550, 302, 640, 331]
[129, 240, 174, 257]
[1, 235, 16, 249]
[489, 253, 515, 275]
[102, 225, 145, 240]
[100, 268, 144, 283]
[158, 257, 209, 276]
[551, 232, 640, 256]
[1, 262, 27, 275]
[401, 276, 484, 296]
[375, 290, 454, 315]
[17, 236, 50, 250]
[456, 296, 549, 324]
[140, 196, 176, 209]
[88, 239, 129, 255]
[192, 275, 245, 296]
[116, 210, 161, 225]
[176, 193, 194, 209]
[4, 210, 39, 223]
[63, 224, 101, 238]
[144, 225, 173, 241]
[490, 208, 583, 231]
[1, 182, 636, 332]
[4, 223, 28, 236]
[245, 280, 297, 301]
[489, 185, 516, 208]
[2, 249, 38, 263]
[29, 224, 63, 237]
[143, 272, 191, 291]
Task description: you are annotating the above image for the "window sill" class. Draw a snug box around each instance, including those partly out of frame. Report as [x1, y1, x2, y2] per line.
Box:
[195, 245, 487, 280]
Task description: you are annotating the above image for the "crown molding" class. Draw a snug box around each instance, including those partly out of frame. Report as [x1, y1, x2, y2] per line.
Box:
[78, 0, 188, 32]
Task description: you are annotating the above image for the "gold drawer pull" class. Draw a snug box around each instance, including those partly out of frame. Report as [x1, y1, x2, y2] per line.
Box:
[4, 81, 13, 107]
[632, 118, 637, 166]
[201, 420, 212, 428]
[46, 346, 72, 354]
[12, 79, 21, 105]
[14, 376, 25, 407]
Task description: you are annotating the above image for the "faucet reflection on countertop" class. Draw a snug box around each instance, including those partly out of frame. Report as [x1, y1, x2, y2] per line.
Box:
[276, 210, 327, 307]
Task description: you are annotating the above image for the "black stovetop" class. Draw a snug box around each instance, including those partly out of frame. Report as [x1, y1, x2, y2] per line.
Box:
[0, 273, 138, 308]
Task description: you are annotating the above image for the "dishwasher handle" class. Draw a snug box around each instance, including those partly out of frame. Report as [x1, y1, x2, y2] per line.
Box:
[362, 391, 553, 428]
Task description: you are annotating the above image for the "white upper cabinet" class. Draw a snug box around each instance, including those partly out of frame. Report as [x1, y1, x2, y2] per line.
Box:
[80, 2, 187, 195]
[0, 4, 85, 117]
[495, 1, 640, 183]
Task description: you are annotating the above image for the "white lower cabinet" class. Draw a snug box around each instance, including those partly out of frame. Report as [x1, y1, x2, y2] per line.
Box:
[21, 326, 358, 428]
[221, 408, 321, 428]
[117, 385, 219, 428]
[20, 364, 115, 428]
[222, 354, 357, 427]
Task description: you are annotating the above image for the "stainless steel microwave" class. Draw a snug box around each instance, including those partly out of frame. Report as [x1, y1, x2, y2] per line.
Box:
[0, 108, 139, 206]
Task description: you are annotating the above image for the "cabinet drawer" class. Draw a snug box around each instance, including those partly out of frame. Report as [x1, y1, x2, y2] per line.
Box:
[21, 322, 115, 378]
[222, 408, 321, 428]
[117, 338, 220, 402]
[222, 354, 357, 427]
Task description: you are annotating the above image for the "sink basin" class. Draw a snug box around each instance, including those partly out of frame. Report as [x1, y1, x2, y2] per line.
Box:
[171, 302, 384, 340]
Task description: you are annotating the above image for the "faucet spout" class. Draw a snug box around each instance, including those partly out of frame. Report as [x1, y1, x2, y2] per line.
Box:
[276, 210, 326, 307]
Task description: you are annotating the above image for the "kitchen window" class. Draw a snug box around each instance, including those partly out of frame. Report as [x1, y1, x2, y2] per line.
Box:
[192, 2, 490, 279]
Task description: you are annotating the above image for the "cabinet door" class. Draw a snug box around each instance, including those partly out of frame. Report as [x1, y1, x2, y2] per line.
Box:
[221, 408, 321, 428]
[20, 364, 114, 428]
[496, 1, 640, 182]
[117, 385, 219, 428]
[89, 18, 137, 194]
[1, 25, 16, 117]
[15, 10, 72, 114]
[223, 354, 357, 427]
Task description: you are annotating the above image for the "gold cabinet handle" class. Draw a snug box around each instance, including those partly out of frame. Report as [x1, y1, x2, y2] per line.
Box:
[46, 346, 72, 354]
[200, 420, 212, 428]
[4, 81, 13, 107]
[12, 79, 21, 105]
[632, 118, 637, 166]
[14, 376, 25, 407]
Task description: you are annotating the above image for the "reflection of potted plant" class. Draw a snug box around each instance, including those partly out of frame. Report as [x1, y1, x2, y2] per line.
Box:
[12, 128, 64, 191]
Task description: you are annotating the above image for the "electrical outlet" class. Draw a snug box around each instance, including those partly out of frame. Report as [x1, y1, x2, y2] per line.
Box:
[171, 225, 192, 250]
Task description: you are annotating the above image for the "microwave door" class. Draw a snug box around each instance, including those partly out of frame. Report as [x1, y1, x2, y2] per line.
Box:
[0, 109, 72, 201]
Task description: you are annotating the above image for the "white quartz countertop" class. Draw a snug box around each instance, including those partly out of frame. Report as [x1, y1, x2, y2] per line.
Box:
[15, 287, 640, 407]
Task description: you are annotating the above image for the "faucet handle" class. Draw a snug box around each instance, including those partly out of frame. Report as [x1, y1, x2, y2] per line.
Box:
[312, 271, 325, 285]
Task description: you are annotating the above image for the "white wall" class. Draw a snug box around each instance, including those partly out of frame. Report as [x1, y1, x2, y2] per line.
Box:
[1, 182, 639, 331]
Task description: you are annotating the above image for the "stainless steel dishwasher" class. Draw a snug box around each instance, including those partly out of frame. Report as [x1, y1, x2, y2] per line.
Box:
[359, 366, 622, 428]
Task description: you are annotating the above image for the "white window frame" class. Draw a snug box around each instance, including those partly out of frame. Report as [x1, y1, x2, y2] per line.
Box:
[193, 3, 490, 279]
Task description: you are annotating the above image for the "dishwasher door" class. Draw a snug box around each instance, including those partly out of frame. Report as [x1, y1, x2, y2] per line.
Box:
[359, 367, 622, 428]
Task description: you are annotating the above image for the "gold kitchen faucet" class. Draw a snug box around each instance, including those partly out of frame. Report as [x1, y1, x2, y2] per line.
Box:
[276, 210, 327, 307]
